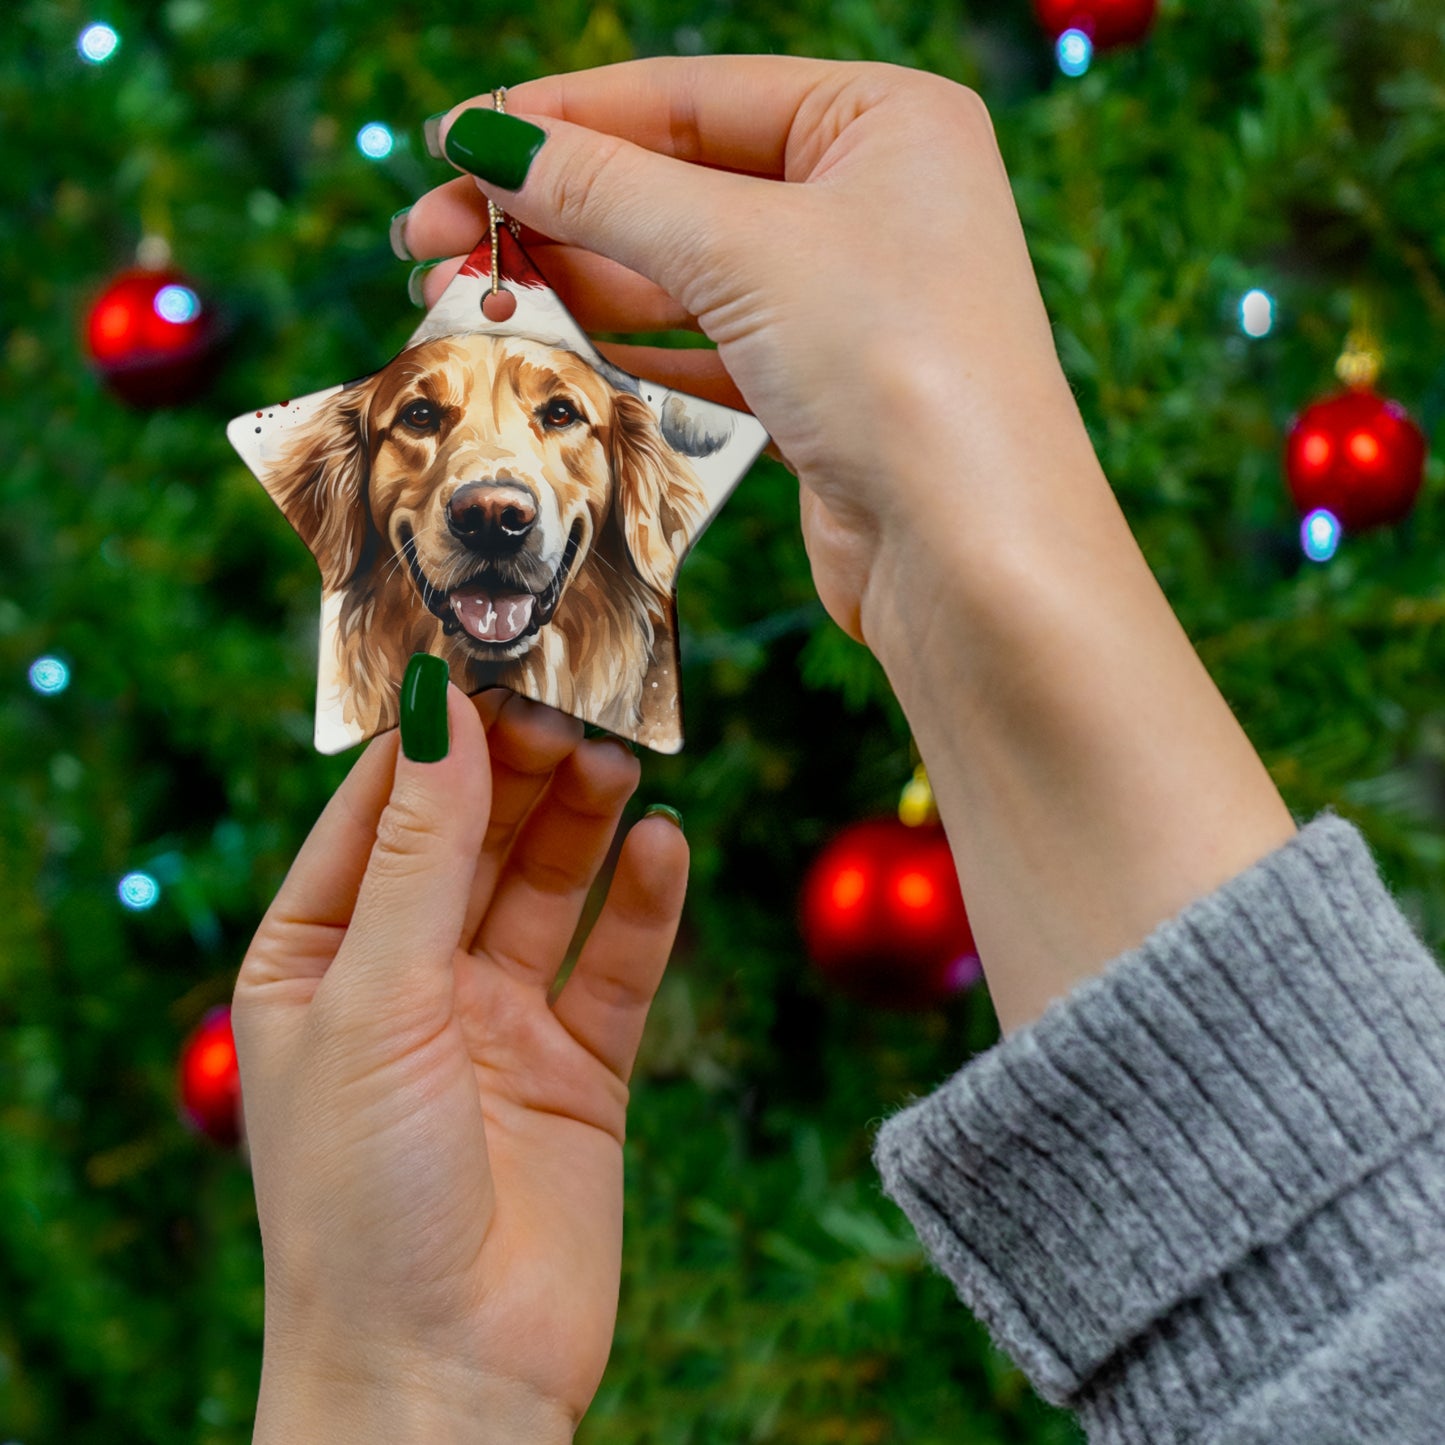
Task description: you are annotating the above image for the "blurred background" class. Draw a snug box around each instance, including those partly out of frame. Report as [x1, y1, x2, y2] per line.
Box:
[4, 0, 1445, 1440]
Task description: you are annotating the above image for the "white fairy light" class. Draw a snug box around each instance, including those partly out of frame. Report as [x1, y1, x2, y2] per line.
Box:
[356, 122, 395, 160]
[78, 23, 120, 64]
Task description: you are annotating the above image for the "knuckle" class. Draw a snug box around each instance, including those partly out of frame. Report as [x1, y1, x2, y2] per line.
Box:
[952, 82, 999, 141]
[517, 848, 585, 897]
[582, 968, 656, 1015]
[551, 132, 628, 235]
[370, 787, 448, 873]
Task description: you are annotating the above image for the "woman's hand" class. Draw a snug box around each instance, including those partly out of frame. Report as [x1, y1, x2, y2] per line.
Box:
[233, 687, 687, 1443]
[402, 59, 1295, 1034]
[401, 56, 1093, 648]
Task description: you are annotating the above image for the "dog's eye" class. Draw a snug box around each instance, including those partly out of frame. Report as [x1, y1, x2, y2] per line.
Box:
[541, 398, 581, 431]
[399, 400, 440, 433]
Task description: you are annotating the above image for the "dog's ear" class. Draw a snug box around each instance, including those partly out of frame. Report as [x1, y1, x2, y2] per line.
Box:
[265, 379, 375, 591]
[610, 390, 710, 596]
[591, 360, 735, 458]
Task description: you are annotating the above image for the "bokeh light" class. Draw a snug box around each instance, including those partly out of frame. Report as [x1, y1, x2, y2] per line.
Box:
[1301, 508, 1341, 563]
[895, 870, 936, 911]
[1348, 430, 1381, 466]
[118, 871, 161, 910]
[1240, 288, 1275, 338]
[153, 284, 201, 324]
[28, 656, 70, 695]
[1057, 29, 1093, 77]
[356, 122, 394, 159]
[830, 865, 867, 911]
[78, 22, 120, 64]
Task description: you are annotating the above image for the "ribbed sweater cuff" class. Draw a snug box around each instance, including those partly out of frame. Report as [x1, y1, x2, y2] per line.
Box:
[871, 811, 1445, 1413]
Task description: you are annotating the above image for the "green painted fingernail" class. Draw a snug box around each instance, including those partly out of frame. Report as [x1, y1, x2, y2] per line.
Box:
[407, 261, 437, 307]
[644, 804, 683, 832]
[400, 653, 450, 762]
[423, 112, 447, 160]
[389, 206, 413, 261]
[443, 107, 546, 191]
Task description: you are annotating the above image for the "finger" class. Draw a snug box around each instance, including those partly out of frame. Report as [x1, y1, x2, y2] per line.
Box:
[322, 684, 492, 1026]
[517, 246, 698, 331]
[407, 254, 745, 408]
[470, 686, 511, 730]
[398, 174, 552, 254]
[237, 731, 400, 993]
[504, 56, 854, 177]
[411, 253, 466, 305]
[231, 732, 400, 1083]
[408, 231, 698, 335]
[471, 736, 640, 990]
[551, 811, 689, 1081]
[461, 692, 585, 947]
[436, 101, 769, 315]
[589, 342, 752, 413]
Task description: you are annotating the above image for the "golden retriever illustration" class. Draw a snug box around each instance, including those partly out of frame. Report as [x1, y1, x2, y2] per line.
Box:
[265, 333, 710, 748]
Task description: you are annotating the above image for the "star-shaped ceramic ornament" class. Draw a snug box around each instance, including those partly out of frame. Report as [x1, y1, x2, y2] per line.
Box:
[227, 226, 768, 754]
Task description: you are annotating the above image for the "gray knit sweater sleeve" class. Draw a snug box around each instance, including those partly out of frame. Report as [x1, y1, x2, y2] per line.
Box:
[871, 811, 1445, 1442]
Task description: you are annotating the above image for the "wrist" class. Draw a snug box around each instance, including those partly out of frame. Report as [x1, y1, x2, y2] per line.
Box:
[857, 415, 1294, 1032]
[254, 1344, 575, 1445]
[857, 388, 1117, 686]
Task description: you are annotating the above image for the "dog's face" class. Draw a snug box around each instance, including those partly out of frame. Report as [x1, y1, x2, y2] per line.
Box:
[362, 333, 625, 660]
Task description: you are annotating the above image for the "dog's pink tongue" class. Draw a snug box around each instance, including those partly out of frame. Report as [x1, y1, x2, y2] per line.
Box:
[451, 589, 535, 644]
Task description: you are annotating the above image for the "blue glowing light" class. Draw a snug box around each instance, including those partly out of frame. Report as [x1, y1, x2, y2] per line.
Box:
[28, 657, 70, 695]
[1301, 508, 1341, 563]
[1057, 28, 1093, 77]
[154, 284, 201, 324]
[78, 22, 120, 64]
[1240, 288, 1275, 338]
[357, 123, 395, 159]
[118, 871, 161, 910]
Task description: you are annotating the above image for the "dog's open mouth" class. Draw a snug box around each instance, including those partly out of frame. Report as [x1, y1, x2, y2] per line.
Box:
[449, 588, 537, 645]
[401, 522, 583, 651]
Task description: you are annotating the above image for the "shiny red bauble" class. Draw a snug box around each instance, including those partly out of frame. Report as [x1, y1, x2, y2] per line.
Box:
[800, 818, 980, 1010]
[1033, 0, 1158, 48]
[1285, 388, 1427, 533]
[85, 267, 219, 407]
[178, 1006, 243, 1147]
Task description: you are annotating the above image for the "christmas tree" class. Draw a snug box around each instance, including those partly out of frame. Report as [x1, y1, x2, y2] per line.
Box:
[4, 0, 1444, 1440]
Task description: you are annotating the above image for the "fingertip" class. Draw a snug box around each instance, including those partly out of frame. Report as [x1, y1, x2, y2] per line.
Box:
[448, 680, 489, 761]
[420, 254, 466, 308]
[628, 806, 691, 886]
[574, 732, 643, 796]
[496, 691, 585, 752]
[394, 676, 487, 782]
[471, 686, 511, 731]
[642, 802, 683, 833]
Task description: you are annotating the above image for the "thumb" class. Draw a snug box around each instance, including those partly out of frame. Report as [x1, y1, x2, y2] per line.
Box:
[439, 104, 762, 319]
[323, 657, 491, 1026]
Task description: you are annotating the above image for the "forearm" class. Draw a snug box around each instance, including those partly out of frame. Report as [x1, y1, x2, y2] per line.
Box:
[860, 396, 1296, 1034]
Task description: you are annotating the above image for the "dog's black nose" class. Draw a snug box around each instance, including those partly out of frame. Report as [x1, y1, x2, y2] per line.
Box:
[447, 482, 538, 551]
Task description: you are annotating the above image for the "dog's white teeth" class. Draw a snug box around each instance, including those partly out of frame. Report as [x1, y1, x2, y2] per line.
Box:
[451, 589, 536, 644]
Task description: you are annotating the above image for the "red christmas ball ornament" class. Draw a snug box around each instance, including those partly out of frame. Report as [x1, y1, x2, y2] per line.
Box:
[800, 817, 981, 1010]
[85, 266, 219, 407]
[1285, 388, 1427, 533]
[1033, 0, 1157, 49]
[178, 1006, 243, 1147]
